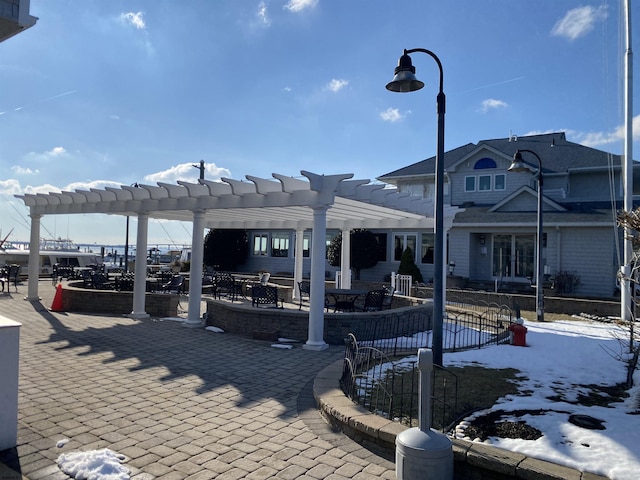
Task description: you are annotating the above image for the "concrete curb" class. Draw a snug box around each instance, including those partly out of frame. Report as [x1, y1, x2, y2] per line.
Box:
[313, 359, 610, 480]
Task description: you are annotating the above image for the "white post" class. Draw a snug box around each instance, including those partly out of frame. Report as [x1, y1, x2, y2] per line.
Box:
[293, 229, 305, 301]
[0, 316, 20, 450]
[340, 227, 351, 289]
[26, 213, 41, 301]
[130, 213, 150, 319]
[304, 206, 329, 351]
[185, 210, 205, 327]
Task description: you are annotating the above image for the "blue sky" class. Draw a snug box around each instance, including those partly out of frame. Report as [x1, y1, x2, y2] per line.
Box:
[0, 0, 638, 247]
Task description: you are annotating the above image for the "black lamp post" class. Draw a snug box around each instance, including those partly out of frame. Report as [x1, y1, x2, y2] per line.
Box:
[386, 48, 446, 366]
[508, 149, 545, 322]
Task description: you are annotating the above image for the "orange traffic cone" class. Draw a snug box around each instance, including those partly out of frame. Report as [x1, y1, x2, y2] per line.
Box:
[50, 284, 64, 312]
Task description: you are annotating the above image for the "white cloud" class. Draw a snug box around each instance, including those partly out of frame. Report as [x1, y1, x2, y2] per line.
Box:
[524, 115, 640, 148]
[325, 78, 348, 93]
[25, 147, 69, 162]
[380, 107, 404, 123]
[49, 146, 67, 156]
[23, 183, 61, 195]
[284, 0, 318, 13]
[120, 12, 146, 30]
[478, 98, 508, 113]
[551, 5, 608, 41]
[144, 162, 232, 184]
[11, 166, 38, 175]
[64, 180, 124, 192]
[256, 1, 271, 27]
[0, 179, 21, 195]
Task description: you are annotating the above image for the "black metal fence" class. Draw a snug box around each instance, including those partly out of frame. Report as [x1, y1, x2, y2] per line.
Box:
[340, 300, 514, 429]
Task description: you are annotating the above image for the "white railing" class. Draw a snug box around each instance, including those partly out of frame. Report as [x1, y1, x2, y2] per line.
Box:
[391, 272, 412, 296]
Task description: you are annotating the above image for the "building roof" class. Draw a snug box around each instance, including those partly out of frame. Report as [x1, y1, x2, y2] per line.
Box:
[377, 132, 626, 180]
[453, 204, 616, 227]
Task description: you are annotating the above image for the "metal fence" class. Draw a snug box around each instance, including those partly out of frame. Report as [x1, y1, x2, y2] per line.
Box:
[340, 300, 514, 429]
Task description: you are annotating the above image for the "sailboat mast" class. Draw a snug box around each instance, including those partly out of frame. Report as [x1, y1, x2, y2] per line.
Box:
[622, 0, 634, 322]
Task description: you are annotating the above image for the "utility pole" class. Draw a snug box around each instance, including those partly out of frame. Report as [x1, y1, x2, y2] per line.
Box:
[193, 160, 205, 180]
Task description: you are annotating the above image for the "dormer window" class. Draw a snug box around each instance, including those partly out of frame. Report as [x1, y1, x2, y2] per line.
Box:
[464, 157, 505, 192]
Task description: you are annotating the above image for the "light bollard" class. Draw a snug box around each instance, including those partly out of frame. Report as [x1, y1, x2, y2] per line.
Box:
[396, 348, 453, 480]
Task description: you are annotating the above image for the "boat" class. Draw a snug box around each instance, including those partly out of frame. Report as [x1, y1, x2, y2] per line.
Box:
[0, 238, 103, 278]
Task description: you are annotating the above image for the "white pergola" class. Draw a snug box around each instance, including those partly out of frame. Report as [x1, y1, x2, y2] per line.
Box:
[17, 170, 459, 351]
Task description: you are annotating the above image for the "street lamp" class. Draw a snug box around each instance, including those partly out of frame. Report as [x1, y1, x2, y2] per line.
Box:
[508, 149, 545, 322]
[386, 48, 446, 366]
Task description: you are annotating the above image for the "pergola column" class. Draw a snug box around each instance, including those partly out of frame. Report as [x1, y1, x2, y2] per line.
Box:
[340, 226, 351, 289]
[130, 213, 150, 319]
[185, 210, 205, 327]
[293, 229, 305, 300]
[304, 206, 329, 351]
[25, 213, 41, 301]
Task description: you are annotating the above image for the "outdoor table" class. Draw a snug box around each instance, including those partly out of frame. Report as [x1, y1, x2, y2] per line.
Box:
[325, 288, 367, 312]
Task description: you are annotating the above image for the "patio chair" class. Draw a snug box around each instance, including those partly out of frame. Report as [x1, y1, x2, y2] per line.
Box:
[7, 264, 20, 292]
[359, 289, 386, 312]
[0, 266, 8, 292]
[213, 273, 240, 300]
[251, 284, 282, 308]
[298, 280, 310, 310]
[161, 274, 184, 294]
[381, 288, 394, 309]
[92, 272, 114, 290]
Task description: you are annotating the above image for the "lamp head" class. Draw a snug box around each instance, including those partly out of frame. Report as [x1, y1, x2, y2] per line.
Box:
[386, 52, 425, 92]
[507, 150, 532, 173]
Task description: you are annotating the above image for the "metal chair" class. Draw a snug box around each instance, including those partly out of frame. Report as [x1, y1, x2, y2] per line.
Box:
[359, 289, 386, 312]
[161, 274, 184, 294]
[297, 280, 310, 310]
[7, 264, 20, 292]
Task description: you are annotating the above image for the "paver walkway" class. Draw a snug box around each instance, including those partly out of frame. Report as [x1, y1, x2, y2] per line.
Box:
[0, 281, 395, 479]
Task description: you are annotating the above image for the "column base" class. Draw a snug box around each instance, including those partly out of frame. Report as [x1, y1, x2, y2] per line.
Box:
[303, 342, 329, 351]
[182, 320, 204, 329]
[129, 312, 150, 320]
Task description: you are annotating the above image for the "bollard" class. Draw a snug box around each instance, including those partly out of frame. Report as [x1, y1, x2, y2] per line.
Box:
[396, 348, 453, 480]
[0, 316, 21, 450]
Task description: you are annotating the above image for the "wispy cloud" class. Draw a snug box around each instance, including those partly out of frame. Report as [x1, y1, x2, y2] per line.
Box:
[478, 98, 508, 113]
[256, 1, 271, 27]
[11, 166, 38, 175]
[118, 12, 154, 55]
[25, 147, 69, 162]
[120, 12, 146, 30]
[325, 79, 348, 93]
[144, 162, 232, 184]
[380, 107, 405, 123]
[284, 0, 318, 13]
[0, 90, 76, 116]
[551, 5, 608, 41]
[525, 115, 640, 148]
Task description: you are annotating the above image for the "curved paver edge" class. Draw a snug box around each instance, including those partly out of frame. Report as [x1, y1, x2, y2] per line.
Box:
[313, 359, 609, 480]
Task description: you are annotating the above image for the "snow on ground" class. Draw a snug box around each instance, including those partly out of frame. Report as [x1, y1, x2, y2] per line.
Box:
[446, 318, 640, 480]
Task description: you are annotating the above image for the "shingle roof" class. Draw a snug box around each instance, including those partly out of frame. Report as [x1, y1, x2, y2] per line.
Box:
[453, 205, 616, 226]
[377, 132, 624, 180]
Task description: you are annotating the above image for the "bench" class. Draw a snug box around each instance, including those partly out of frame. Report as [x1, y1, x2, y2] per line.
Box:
[251, 285, 283, 309]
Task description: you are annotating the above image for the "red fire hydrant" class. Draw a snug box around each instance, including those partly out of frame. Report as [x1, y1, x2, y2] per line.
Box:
[508, 319, 528, 347]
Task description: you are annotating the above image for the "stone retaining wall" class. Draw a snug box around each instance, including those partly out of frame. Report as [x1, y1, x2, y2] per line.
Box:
[59, 282, 179, 317]
[205, 299, 431, 345]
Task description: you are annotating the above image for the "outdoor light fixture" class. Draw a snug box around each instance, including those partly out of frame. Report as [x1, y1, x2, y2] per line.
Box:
[508, 149, 545, 322]
[448, 261, 456, 276]
[387, 48, 446, 366]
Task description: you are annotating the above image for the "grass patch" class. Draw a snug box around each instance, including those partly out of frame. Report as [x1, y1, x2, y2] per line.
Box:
[388, 363, 522, 429]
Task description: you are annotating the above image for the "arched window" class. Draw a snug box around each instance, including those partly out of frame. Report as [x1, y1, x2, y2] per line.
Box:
[474, 157, 497, 169]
